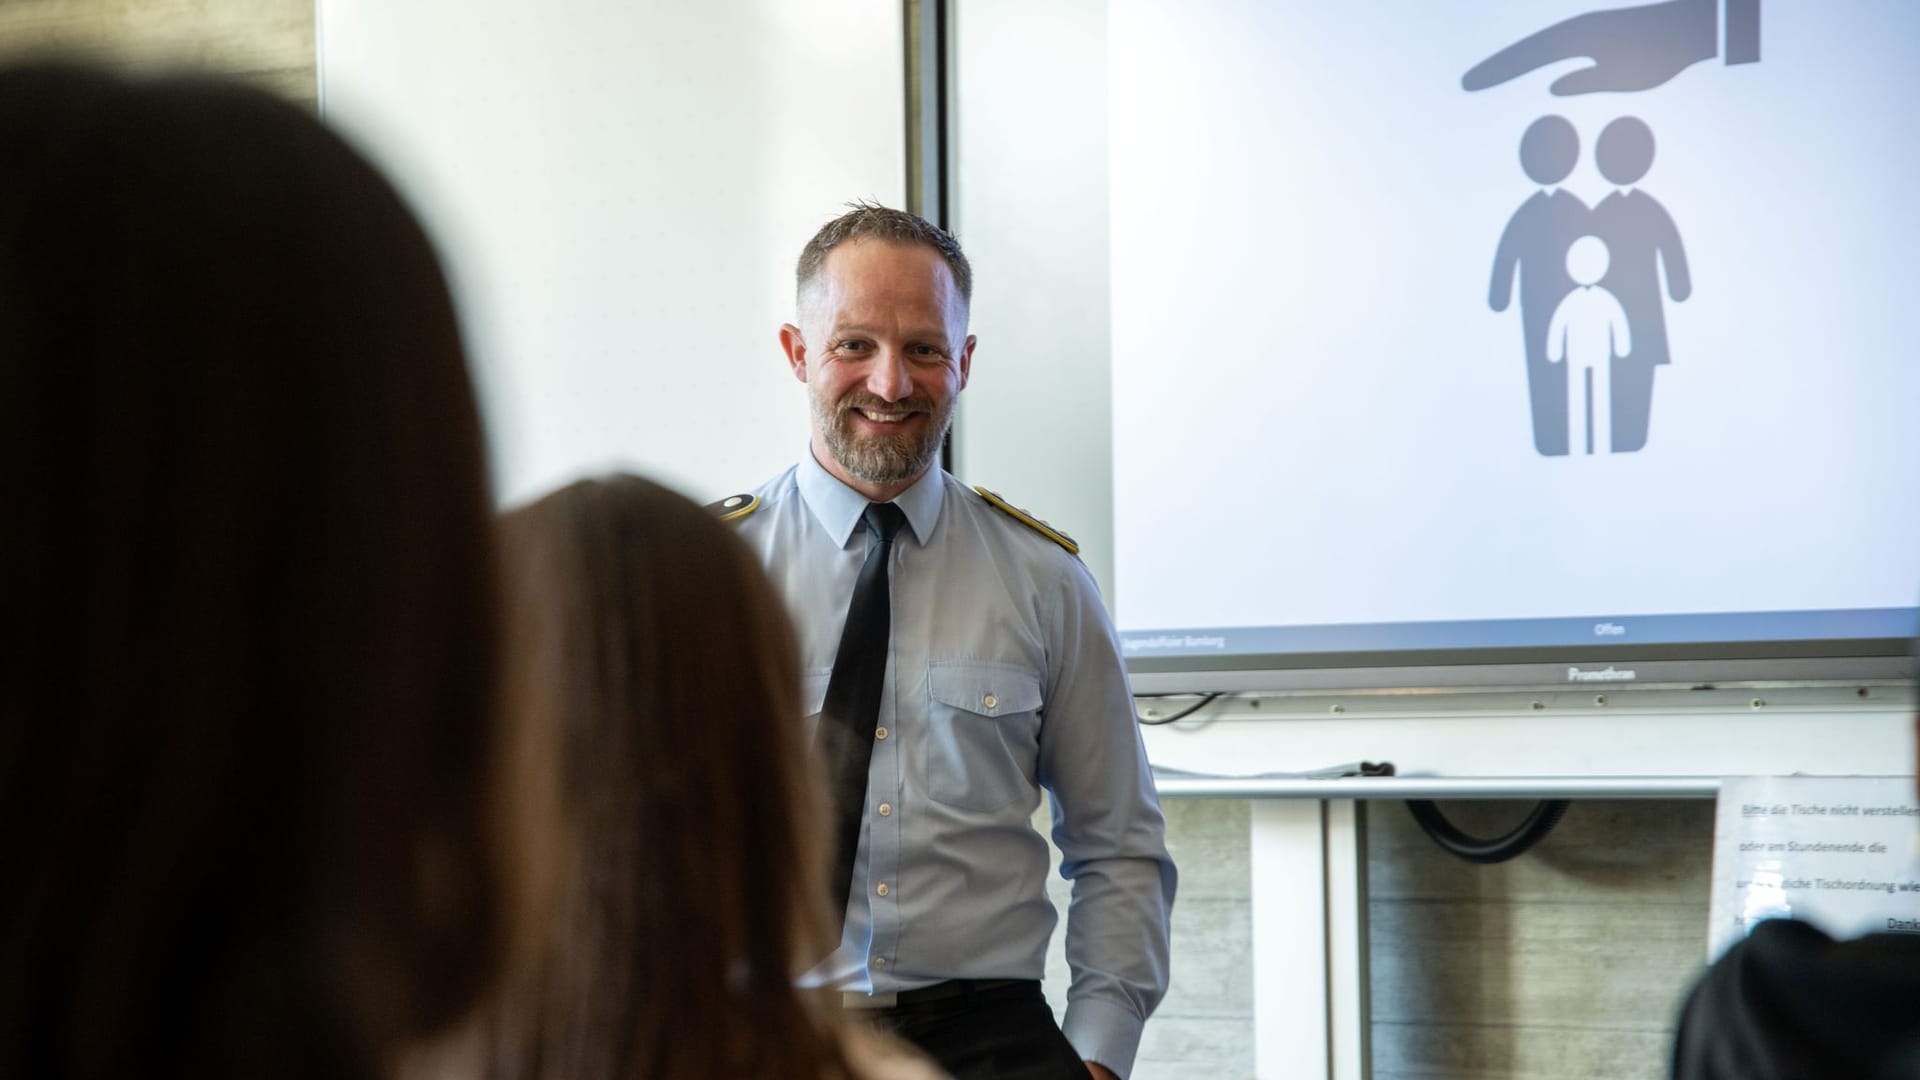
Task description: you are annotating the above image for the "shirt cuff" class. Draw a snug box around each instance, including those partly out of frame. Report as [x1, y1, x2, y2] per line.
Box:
[1062, 995, 1146, 1080]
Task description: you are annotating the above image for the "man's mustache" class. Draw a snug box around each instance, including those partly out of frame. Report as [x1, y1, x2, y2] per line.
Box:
[836, 392, 934, 416]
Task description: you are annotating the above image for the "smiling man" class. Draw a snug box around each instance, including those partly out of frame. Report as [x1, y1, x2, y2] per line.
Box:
[722, 204, 1175, 1080]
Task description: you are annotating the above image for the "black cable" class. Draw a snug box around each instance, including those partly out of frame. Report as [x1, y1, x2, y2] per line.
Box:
[1135, 692, 1223, 726]
[1403, 798, 1571, 864]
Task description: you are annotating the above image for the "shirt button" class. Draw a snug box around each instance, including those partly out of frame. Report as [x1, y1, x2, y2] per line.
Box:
[874, 726, 888, 740]
[983, 693, 998, 710]
[876, 882, 890, 897]
[877, 803, 892, 816]
[871, 956, 886, 970]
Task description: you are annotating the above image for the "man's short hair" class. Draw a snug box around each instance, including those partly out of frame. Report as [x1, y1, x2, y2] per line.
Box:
[795, 200, 972, 309]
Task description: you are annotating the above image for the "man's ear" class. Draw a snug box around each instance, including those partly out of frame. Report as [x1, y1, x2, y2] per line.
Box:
[956, 333, 977, 391]
[779, 323, 808, 383]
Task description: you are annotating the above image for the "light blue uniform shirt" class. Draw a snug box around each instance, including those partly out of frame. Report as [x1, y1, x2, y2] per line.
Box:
[735, 451, 1176, 1077]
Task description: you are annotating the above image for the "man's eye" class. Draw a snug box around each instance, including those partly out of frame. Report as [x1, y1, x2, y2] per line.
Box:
[836, 340, 869, 353]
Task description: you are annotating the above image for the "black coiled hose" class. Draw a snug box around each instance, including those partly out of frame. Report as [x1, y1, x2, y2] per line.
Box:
[1403, 799, 1572, 864]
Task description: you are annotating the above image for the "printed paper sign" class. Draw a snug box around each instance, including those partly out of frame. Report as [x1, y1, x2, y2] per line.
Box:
[1708, 776, 1920, 960]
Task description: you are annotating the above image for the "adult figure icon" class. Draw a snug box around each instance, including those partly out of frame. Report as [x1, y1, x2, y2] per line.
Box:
[1590, 116, 1690, 453]
[1489, 115, 1591, 456]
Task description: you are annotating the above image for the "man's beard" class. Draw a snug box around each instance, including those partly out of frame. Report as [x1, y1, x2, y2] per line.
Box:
[812, 387, 952, 486]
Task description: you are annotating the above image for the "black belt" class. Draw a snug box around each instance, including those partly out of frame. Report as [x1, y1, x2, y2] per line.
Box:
[840, 978, 1035, 1011]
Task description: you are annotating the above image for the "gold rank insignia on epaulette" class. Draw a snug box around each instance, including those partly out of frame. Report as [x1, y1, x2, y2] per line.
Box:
[707, 493, 760, 523]
[972, 486, 1079, 555]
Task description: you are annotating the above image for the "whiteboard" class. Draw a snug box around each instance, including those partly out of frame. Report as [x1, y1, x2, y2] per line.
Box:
[316, 0, 906, 506]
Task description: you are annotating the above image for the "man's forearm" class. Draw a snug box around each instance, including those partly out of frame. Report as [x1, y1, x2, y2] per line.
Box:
[1059, 853, 1176, 1078]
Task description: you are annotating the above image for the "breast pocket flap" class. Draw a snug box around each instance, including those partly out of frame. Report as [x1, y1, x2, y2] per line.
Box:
[928, 663, 1042, 718]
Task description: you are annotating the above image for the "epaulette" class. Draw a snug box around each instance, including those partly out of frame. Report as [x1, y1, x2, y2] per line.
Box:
[706, 493, 760, 523]
[972, 486, 1079, 555]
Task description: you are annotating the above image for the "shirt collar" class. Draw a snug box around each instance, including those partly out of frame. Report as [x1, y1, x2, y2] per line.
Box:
[796, 446, 944, 548]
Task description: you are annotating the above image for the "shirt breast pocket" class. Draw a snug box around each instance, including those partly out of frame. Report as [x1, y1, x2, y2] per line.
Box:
[925, 661, 1044, 813]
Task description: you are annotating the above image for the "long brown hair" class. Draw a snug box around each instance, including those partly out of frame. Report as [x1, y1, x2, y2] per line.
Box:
[0, 64, 502, 1077]
[493, 474, 853, 1080]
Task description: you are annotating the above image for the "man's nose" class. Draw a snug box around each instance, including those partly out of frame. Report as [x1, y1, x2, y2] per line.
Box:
[866, 348, 914, 401]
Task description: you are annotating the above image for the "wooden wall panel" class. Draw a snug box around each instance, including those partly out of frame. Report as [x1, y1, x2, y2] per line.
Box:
[1049, 797, 1711, 1079]
[0, 0, 314, 104]
[1369, 800, 1715, 1080]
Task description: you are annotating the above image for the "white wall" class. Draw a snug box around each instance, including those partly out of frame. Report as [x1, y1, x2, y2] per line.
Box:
[950, 0, 1117, 602]
[317, 0, 905, 506]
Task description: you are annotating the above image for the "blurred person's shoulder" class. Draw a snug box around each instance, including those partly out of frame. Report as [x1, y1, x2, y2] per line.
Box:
[1674, 919, 1920, 1080]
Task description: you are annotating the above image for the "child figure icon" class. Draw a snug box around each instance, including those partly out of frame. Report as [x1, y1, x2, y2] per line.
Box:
[1546, 235, 1631, 455]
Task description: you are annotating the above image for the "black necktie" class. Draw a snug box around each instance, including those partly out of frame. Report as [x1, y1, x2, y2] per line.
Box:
[819, 502, 906, 922]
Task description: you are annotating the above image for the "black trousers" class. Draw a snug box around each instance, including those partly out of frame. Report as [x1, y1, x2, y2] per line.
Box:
[857, 980, 1086, 1080]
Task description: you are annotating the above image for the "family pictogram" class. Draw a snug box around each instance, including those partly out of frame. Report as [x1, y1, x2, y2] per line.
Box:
[1490, 115, 1689, 456]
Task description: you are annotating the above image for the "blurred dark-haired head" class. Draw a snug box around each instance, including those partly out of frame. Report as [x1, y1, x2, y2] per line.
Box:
[490, 474, 853, 1080]
[0, 63, 502, 1078]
